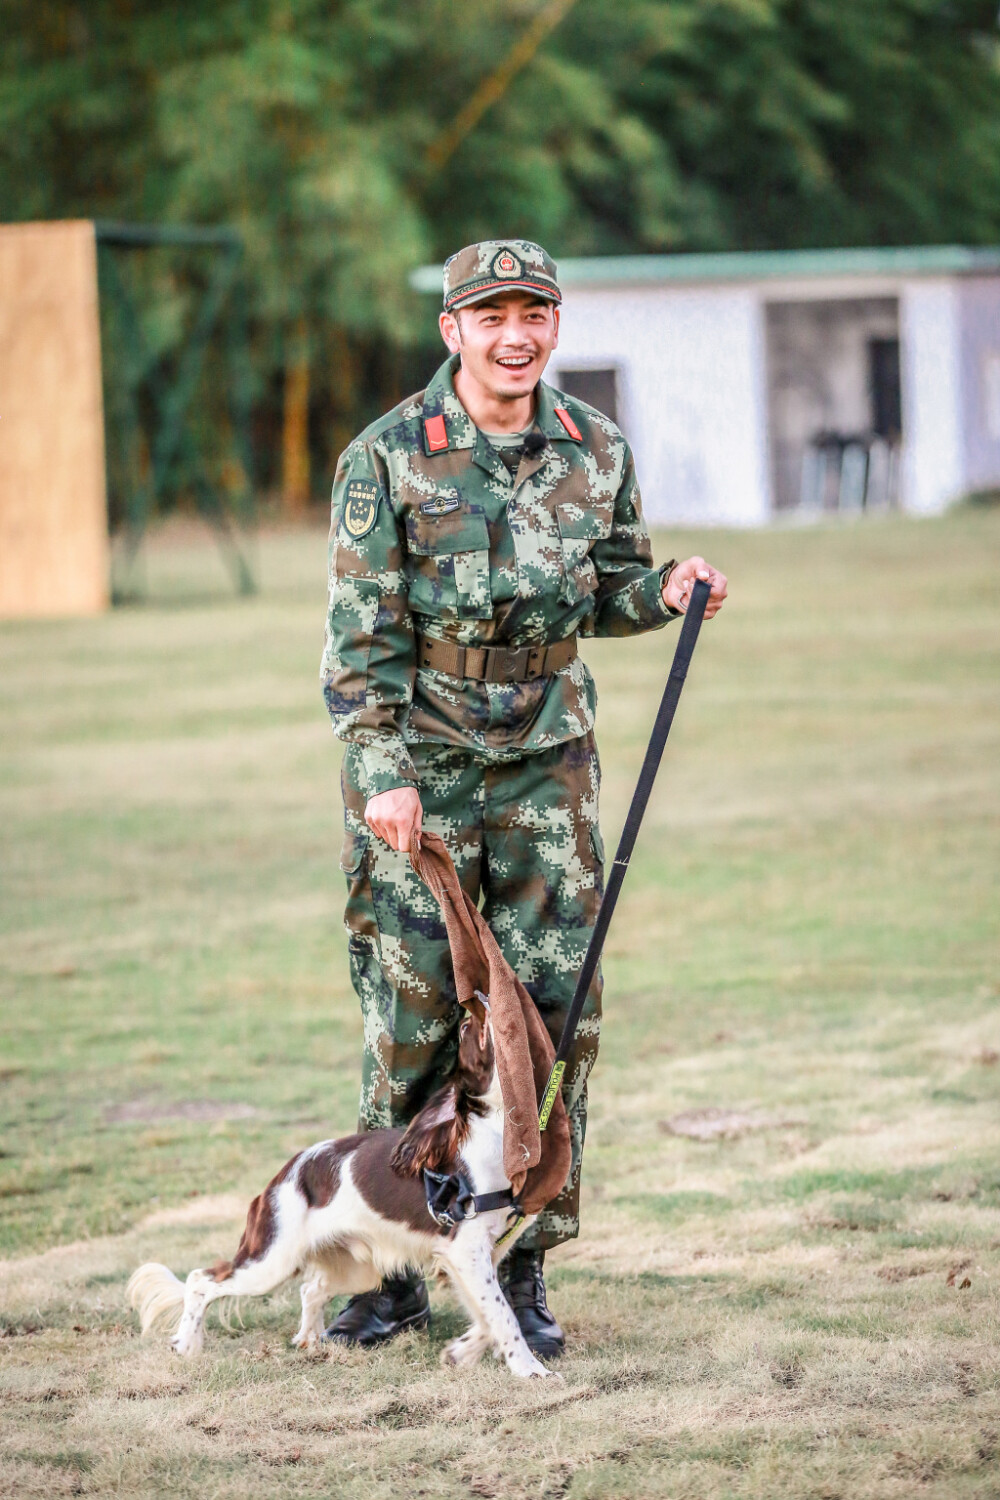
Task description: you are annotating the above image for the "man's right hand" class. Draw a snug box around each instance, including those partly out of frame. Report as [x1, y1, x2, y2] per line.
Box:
[364, 786, 423, 853]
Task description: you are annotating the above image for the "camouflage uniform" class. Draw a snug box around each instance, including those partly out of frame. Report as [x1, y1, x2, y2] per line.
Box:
[322, 241, 677, 1249]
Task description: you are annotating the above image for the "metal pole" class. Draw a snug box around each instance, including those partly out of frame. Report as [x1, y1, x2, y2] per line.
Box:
[538, 576, 713, 1129]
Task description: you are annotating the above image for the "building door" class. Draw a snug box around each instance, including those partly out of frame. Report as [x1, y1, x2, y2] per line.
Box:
[764, 298, 901, 511]
[869, 337, 902, 439]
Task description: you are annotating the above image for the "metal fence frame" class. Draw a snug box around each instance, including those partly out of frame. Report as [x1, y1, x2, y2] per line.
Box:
[95, 221, 256, 599]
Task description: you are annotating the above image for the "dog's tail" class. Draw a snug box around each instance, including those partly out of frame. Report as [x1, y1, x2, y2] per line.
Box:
[127, 1262, 187, 1335]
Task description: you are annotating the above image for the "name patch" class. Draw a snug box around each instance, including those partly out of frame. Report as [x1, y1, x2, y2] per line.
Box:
[419, 495, 461, 518]
[343, 479, 381, 539]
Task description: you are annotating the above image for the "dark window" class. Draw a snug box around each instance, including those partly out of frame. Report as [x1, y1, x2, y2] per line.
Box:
[869, 338, 902, 439]
[555, 367, 618, 425]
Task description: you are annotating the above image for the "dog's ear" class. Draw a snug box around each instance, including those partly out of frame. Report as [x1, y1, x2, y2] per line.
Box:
[390, 1085, 463, 1177]
[458, 990, 494, 1092]
[463, 990, 491, 1049]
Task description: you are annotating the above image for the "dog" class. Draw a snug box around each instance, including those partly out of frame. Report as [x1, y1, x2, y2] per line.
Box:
[128, 994, 557, 1379]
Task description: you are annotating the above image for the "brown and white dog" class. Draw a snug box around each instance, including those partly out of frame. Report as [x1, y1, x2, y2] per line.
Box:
[128, 996, 555, 1379]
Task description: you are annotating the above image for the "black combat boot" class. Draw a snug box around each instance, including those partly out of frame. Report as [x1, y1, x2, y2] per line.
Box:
[499, 1248, 565, 1359]
[323, 1273, 430, 1347]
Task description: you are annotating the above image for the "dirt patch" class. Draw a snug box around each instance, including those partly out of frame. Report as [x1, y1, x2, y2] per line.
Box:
[770, 1356, 805, 1389]
[890, 1450, 945, 1483]
[875, 1265, 930, 1283]
[658, 1107, 799, 1141]
[116, 1385, 190, 1401]
[814, 1205, 896, 1233]
[103, 1098, 259, 1125]
[139, 1192, 248, 1229]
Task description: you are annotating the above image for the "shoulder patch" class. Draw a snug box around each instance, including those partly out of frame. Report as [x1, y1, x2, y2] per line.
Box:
[343, 479, 381, 539]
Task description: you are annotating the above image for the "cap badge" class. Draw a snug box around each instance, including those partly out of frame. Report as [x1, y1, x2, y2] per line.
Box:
[492, 249, 523, 280]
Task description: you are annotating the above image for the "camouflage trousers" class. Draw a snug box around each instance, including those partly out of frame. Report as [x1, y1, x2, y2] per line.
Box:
[340, 732, 604, 1250]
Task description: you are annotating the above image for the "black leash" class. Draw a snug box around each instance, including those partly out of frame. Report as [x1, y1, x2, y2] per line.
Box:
[538, 576, 713, 1130]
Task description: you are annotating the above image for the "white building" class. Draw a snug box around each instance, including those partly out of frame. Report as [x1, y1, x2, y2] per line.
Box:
[415, 246, 1000, 525]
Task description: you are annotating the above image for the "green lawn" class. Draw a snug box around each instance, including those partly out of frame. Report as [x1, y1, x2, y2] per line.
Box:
[1, 509, 998, 1499]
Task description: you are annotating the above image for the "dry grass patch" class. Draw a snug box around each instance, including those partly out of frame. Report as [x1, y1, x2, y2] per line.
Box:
[2, 512, 999, 1496]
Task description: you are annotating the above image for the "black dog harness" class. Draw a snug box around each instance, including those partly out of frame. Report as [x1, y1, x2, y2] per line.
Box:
[423, 1168, 519, 1231]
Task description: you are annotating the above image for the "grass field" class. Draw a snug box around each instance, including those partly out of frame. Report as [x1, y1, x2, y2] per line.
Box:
[1, 509, 998, 1499]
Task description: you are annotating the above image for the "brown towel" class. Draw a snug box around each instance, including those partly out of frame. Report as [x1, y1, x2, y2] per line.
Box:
[409, 831, 571, 1217]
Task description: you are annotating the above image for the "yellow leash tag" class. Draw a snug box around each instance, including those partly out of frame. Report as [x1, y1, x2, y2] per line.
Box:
[537, 1059, 566, 1131]
[494, 1213, 524, 1250]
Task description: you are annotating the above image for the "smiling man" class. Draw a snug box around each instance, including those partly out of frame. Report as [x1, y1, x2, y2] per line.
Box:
[321, 240, 727, 1355]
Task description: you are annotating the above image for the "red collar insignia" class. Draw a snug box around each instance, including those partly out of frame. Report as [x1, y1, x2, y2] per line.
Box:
[554, 406, 582, 441]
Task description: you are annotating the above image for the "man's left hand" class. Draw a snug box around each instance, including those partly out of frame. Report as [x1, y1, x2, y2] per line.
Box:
[662, 556, 728, 618]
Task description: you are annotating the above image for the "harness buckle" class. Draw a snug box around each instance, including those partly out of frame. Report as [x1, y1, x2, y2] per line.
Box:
[423, 1168, 475, 1229]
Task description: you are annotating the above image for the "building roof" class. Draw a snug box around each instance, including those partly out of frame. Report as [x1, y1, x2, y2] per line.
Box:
[411, 244, 1000, 294]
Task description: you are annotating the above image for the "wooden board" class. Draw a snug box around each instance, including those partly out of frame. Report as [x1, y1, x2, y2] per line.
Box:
[0, 220, 109, 618]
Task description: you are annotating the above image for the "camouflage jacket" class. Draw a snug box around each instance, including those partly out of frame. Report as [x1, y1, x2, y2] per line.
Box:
[321, 354, 677, 798]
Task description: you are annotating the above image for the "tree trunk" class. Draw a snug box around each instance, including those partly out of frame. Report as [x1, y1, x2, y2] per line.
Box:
[282, 318, 310, 514]
[329, 326, 357, 472]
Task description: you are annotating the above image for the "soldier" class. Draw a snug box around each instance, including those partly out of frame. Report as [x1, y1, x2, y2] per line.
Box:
[321, 240, 727, 1355]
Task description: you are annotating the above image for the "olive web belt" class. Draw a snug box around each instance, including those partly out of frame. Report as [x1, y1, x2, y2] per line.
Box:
[415, 632, 577, 684]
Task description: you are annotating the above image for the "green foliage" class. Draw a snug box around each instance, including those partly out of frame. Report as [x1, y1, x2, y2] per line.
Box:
[606, 0, 1000, 251]
[3, 1, 1000, 474]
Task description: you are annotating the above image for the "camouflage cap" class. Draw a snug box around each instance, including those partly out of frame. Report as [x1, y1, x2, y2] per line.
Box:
[443, 240, 561, 312]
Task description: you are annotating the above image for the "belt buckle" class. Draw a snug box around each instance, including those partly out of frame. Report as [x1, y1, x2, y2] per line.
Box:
[491, 646, 523, 683]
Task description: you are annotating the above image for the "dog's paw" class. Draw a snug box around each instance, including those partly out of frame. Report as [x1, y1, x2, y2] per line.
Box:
[441, 1332, 489, 1369]
[292, 1332, 320, 1352]
[509, 1352, 558, 1380]
[170, 1327, 203, 1358]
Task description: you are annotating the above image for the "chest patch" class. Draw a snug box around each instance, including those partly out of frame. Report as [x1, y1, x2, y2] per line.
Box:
[419, 494, 461, 518]
[343, 480, 381, 539]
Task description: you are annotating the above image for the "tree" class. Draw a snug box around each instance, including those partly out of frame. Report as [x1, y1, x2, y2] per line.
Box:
[3, 0, 1000, 504]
